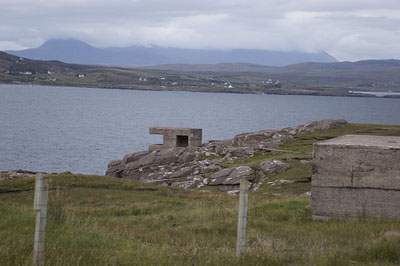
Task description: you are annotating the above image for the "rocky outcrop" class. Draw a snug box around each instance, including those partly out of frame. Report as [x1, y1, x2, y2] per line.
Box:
[233, 119, 347, 148]
[0, 170, 38, 181]
[210, 166, 254, 185]
[258, 160, 291, 181]
[296, 119, 347, 133]
[106, 119, 347, 193]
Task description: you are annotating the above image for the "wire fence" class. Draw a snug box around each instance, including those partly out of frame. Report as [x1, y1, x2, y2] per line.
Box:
[20, 174, 250, 265]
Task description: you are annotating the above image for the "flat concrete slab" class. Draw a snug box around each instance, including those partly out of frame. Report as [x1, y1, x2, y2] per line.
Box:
[314, 134, 400, 149]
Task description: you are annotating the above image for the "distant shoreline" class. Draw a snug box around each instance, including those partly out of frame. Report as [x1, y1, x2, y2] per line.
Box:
[1, 82, 400, 99]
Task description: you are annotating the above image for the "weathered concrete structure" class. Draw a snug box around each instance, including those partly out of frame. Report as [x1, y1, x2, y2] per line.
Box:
[311, 134, 400, 220]
[149, 127, 202, 151]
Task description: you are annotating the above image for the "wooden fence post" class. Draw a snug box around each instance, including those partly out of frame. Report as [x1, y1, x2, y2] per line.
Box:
[236, 178, 249, 257]
[33, 173, 49, 265]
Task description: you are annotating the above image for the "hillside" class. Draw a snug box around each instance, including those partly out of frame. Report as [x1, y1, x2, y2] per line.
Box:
[1, 123, 400, 265]
[6, 38, 337, 67]
[148, 60, 400, 91]
[1, 51, 400, 96]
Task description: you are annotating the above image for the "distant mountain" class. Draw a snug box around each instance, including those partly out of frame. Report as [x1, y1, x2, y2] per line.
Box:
[6, 38, 337, 67]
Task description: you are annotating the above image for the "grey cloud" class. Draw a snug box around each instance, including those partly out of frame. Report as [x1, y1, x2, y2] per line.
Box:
[0, 0, 399, 60]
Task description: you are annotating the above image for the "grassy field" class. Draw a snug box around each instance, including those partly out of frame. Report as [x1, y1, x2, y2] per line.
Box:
[1, 124, 400, 265]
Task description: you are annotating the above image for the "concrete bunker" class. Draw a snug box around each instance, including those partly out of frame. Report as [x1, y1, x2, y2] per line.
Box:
[311, 134, 400, 220]
[149, 127, 202, 151]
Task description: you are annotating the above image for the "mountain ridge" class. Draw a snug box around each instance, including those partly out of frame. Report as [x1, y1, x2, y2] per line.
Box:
[6, 38, 337, 67]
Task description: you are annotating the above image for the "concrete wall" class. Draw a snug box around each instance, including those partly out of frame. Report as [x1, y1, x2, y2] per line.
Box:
[311, 134, 400, 220]
[149, 127, 202, 151]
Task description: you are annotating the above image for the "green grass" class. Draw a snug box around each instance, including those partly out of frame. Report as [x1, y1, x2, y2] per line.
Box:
[1, 123, 400, 265]
[279, 123, 400, 153]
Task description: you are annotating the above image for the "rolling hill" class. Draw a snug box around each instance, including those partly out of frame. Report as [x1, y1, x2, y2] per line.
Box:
[1, 50, 399, 96]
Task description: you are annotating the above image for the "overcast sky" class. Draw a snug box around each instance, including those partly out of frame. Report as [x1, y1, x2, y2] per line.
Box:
[1, 0, 399, 61]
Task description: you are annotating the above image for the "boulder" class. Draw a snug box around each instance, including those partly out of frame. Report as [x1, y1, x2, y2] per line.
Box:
[233, 130, 276, 146]
[225, 147, 254, 158]
[209, 168, 234, 185]
[171, 180, 197, 189]
[205, 139, 233, 148]
[210, 158, 224, 165]
[210, 166, 254, 185]
[200, 164, 221, 174]
[181, 151, 200, 163]
[300, 160, 311, 165]
[259, 160, 291, 177]
[169, 166, 195, 179]
[224, 166, 255, 185]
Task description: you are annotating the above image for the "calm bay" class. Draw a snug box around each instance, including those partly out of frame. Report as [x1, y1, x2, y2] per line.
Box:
[1, 84, 399, 174]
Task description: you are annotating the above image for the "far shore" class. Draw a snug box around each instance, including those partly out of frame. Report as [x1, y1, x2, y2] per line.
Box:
[2, 82, 400, 99]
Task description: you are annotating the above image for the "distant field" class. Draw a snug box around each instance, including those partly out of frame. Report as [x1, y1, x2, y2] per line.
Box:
[1, 124, 400, 265]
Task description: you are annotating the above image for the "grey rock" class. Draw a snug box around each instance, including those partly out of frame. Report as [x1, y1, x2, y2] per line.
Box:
[210, 158, 224, 165]
[297, 119, 347, 133]
[105, 160, 123, 177]
[171, 180, 197, 189]
[205, 139, 233, 149]
[169, 166, 194, 179]
[300, 191, 312, 197]
[122, 151, 149, 165]
[259, 160, 291, 177]
[233, 130, 276, 146]
[126, 148, 184, 169]
[251, 183, 261, 191]
[200, 164, 221, 174]
[210, 166, 255, 185]
[181, 151, 200, 163]
[223, 155, 234, 164]
[226, 147, 254, 158]
[210, 168, 234, 185]
[224, 166, 255, 185]
[300, 160, 311, 165]
[211, 167, 234, 180]
[258, 139, 283, 149]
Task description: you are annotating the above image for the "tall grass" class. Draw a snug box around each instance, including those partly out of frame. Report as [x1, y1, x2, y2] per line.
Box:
[1, 173, 399, 265]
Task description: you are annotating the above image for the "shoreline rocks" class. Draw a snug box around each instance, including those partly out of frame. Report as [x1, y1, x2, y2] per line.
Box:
[106, 119, 347, 193]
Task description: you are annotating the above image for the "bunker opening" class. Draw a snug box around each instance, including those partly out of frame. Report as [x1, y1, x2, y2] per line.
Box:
[176, 135, 189, 147]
